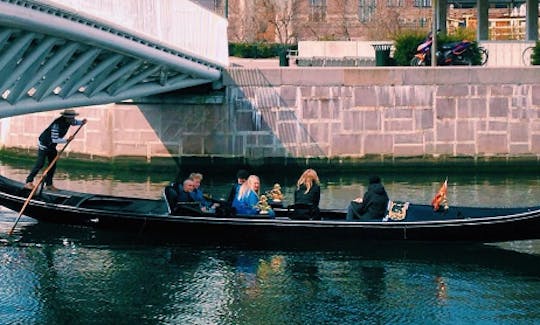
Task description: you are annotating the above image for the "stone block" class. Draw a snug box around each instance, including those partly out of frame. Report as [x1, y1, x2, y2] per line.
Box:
[456, 121, 475, 141]
[113, 143, 146, 156]
[233, 136, 245, 156]
[151, 142, 172, 156]
[236, 112, 254, 131]
[282, 69, 344, 86]
[258, 134, 275, 146]
[414, 109, 433, 130]
[280, 86, 297, 107]
[394, 144, 424, 156]
[320, 99, 331, 119]
[354, 87, 377, 107]
[344, 69, 402, 86]
[456, 144, 476, 156]
[385, 107, 412, 119]
[300, 86, 312, 97]
[438, 85, 469, 97]
[314, 87, 330, 98]
[457, 98, 487, 118]
[331, 134, 363, 155]
[364, 134, 392, 154]
[435, 98, 456, 119]
[489, 98, 509, 117]
[342, 111, 356, 131]
[246, 134, 257, 145]
[533, 85, 540, 105]
[532, 134, 540, 153]
[433, 143, 454, 155]
[278, 123, 298, 144]
[436, 121, 455, 142]
[329, 86, 342, 97]
[385, 120, 413, 132]
[205, 134, 232, 154]
[308, 123, 330, 143]
[489, 121, 508, 132]
[394, 133, 423, 144]
[278, 109, 297, 121]
[182, 135, 203, 154]
[509, 144, 530, 154]
[490, 85, 513, 96]
[364, 110, 382, 131]
[477, 133, 508, 154]
[302, 100, 320, 119]
[378, 87, 394, 107]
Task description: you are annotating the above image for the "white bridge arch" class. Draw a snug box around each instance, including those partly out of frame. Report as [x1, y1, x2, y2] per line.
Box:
[0, 0, 228, 118]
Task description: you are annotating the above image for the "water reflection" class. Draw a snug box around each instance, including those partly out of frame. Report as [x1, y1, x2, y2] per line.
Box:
[1, 220, 540, 324]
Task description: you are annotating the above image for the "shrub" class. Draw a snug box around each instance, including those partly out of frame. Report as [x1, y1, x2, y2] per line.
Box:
[532, 41, 540, 65]
[229, 43, 297, 58]
[393, 30, 428, 66]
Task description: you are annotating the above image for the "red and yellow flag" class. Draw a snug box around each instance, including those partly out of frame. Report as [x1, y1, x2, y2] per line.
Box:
[431, 178, 448, 211]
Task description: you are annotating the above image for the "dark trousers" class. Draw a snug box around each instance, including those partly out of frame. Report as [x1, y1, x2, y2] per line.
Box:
[26, 148, 58, 186]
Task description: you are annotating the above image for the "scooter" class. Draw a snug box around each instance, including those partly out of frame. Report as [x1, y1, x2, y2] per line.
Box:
[410, 33, 477, 66]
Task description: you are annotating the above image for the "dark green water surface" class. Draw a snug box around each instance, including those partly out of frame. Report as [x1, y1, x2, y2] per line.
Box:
[1, 163, 539, 324]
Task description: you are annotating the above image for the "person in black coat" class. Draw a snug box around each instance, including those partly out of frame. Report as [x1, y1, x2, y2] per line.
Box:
[25, 109, 86, 191]
[346, 176, 389, 221]
[292, 169, 321, 220]
[226, 169, 249, 207]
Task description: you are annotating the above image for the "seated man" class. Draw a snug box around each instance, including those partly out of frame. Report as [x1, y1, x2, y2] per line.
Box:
[177, 179, 196, 203]
[172, 179, 204, 215]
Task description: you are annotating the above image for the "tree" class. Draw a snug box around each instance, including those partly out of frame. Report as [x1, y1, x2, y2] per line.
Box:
[257, 0, 303, 45]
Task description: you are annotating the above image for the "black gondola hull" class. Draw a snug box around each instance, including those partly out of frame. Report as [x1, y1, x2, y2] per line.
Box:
[1, 175, 539, 244]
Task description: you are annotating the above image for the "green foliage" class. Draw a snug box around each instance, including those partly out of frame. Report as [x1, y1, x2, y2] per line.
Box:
[393, 30, 427, 66]
[532, 41, 540, 65]
[229, 43, 298, 58]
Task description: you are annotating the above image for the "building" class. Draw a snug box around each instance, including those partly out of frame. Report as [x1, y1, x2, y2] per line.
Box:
[193, 0, 537, 41]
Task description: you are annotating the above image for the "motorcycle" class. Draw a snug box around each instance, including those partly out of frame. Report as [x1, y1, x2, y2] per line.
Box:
[410, 32, 485, 66]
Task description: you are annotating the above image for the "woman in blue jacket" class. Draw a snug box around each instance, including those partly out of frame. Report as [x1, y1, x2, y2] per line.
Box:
[233, 175, 274, 217]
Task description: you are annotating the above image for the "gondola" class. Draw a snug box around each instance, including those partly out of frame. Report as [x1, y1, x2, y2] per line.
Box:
[0, 174, 538, 244]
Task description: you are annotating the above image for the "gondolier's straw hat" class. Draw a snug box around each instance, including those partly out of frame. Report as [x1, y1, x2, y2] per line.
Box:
[60, 109, 79, 117]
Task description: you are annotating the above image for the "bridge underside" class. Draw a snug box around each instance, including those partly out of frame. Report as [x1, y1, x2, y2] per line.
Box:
[0, 1, 223, 118]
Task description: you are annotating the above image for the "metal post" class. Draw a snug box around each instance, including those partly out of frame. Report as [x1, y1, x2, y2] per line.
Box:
[224, 0, 228, 18]
[526, 0, 538, 40]
[477, 0, 489, 41]
[432, 0, 438, 66]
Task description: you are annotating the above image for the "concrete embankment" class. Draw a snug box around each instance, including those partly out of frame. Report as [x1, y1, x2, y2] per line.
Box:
[1, 66, 539, 172]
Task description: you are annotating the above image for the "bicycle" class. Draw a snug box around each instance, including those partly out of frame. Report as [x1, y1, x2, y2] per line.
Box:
[522, 46, 534, 66]
[478, 46, 488, 66]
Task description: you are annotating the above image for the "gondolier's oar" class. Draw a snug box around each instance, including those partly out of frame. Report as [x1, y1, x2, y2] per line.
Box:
[8, 123, 85, 235]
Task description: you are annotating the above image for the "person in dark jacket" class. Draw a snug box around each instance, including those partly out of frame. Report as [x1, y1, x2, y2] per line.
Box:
[293, 168, 321, 220]
[346, 176, 389, 221]
[24, 109, 86, 191]
[226, 169, 249, 206]
[177, 179, 196, 203]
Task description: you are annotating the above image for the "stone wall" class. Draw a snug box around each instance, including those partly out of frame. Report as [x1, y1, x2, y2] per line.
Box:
[1, 67, 540, 163]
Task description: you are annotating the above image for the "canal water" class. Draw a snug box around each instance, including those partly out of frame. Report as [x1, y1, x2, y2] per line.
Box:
[1, 162, 539, 324]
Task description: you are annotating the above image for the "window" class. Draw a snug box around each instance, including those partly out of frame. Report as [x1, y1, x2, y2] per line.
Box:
[386, 0, 403, 7]
[413, 0, 431, 7]
[358, 0, 377, 23]
[309, 0, 327, 22]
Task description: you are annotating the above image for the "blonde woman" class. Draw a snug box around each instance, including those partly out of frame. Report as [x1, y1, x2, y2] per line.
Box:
[293, 169, 321, 220]
[232, 175, 274, 217]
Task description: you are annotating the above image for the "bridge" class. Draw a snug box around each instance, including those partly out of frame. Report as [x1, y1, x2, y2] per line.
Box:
[0, 0, 228, 118]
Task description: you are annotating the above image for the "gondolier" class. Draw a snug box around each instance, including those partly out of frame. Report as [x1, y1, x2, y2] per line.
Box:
[24, 109, 87, 191]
